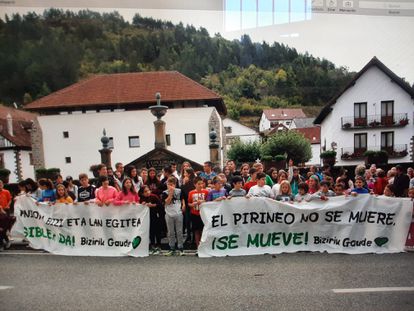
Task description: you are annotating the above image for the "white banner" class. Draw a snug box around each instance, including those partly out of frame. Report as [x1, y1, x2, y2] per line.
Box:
[198, 196, 413, 257]
[12, 196, 150, 257]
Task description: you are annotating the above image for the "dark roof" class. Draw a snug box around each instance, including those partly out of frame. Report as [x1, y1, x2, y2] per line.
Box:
[314, 56, 414, 124]
[293, 117, 316, 129]
[293, 126, 321, 144]
[263, 108, 306, 121]
[0, 105, 37, 149]
[25, 71, 226, 115]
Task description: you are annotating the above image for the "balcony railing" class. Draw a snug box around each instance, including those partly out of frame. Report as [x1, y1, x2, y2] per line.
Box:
[341, 113, 409, 129]
[341, 144, 408, 160]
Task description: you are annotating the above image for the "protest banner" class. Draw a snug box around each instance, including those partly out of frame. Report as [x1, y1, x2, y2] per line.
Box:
[12, 196, 150, 257]
[198, 195, 413, 258]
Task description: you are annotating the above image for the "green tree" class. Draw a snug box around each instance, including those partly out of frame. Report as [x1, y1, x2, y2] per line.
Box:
[260, 131, 312, 164]
[227, 138, 261, 163]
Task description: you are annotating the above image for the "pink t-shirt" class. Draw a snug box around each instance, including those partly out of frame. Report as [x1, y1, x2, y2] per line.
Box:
[114, 191, 140, 205]
[95, 186, 118, 204]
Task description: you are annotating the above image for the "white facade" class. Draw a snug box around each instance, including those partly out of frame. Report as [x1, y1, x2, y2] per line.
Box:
[223, 118, 260, 150]
[306, 144, 321, 166]
[1, 149, 35, 183]
[259, 112, 296, 132]
[37, 107, 223, 178]
[319, 65, 414, 166]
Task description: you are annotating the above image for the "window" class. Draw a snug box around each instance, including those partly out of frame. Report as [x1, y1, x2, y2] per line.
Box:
[354, 102, 367, 118]
[65, 157, 71, 164]
[381, 132, 394, 152]
[0, 153, 4, 168]
[166, 134, 171, 146]
[29, 153, 33, 165]
[185, 133, 196, 145]
[354, 102, 367, 126]
[108, 137, 114, 149]
[225, 126, 232, 134]
[63, 131, 69, 138]
[381, 101, 394, 125]
[354, 133, 367, 155]
[128, 136, 140, 148]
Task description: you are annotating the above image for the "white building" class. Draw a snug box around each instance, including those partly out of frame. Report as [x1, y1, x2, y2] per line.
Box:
[314, 57, 414, 166]
[259, 108, 306, 132]
[25, 71, 226, 178]
[223, 118, 260, 150]
[293, 127, 321, 166]
[0, 105, 36, 182]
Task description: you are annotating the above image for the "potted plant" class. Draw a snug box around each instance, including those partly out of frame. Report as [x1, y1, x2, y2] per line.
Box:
[341, 152, 351, 160]
[0, 168, 11, 184]
[261, 155, 274, 170]
[343, 122, 351, 129]
[399, 118, 409, 126]
[364, 150, 388, 166]
[369, 120, 380, 127]
[320, 150, 337, 166]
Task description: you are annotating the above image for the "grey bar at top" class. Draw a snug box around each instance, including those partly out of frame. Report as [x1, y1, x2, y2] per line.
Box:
[0, 0, 225, 10]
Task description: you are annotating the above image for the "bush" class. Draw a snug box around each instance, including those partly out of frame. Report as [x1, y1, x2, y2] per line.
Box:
[320, 150, 337, 158]
[274, 154, 286, 161]
[227, 139, 261, 163]
[260, 131, 312, 164]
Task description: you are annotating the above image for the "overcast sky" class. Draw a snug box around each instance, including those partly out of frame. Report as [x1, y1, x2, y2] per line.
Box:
[1, 1, 413, 83]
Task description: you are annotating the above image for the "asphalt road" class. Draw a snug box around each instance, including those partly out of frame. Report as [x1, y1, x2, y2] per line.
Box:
[0, 251, 413, 311]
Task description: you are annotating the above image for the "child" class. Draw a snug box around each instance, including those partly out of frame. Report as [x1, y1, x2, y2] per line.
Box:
[382, 184, 395, 197]
[218, 173, 232, 194]
[351, 176, 369, 196]
[207, 176, 227, 201]
[77, 173, 96, 204]
[334, 182, 346, 196]
[55, 184, 74, 204]
[37, 178, 56, 203]
[271, 170, 288, 199]
[307, 175, 320, 195]
[275, 180, 294, 202]
[295, 182, 312, 202]
[95, 176, 118, 206]
[228, 176, 246, 198]
[313, 181, 336, 201]
[188, 176, 209, 247]
[139, 185, 163, 254]
[114, 177, 140, 205]
[243, 168, 257, 193]
[247, 173, 272, 198]
[162, 177, 184, 255]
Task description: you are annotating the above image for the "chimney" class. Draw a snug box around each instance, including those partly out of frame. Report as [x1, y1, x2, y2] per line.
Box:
[6, 113, 13, 136]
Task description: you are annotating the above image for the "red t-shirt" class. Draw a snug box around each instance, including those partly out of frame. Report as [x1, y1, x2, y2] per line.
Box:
[0, 189, 12, 209]
[243, 181, 257, 193]
[188, 189, 209, 216]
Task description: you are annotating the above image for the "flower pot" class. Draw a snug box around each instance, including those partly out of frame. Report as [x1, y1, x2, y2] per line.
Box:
[322, 157, 336, 167]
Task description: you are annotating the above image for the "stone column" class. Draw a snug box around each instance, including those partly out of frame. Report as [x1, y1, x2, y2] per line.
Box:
[99, 129, 112, 168]
[154, 119, 166, 149]
[209, 128, 219, 165]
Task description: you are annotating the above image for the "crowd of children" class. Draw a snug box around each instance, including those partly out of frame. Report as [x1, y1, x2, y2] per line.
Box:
[1, 160, 413, 253]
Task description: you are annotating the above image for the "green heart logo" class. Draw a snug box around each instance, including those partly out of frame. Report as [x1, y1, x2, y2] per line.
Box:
[132, 236, 141, 249]
[374, 237, 388, 247]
